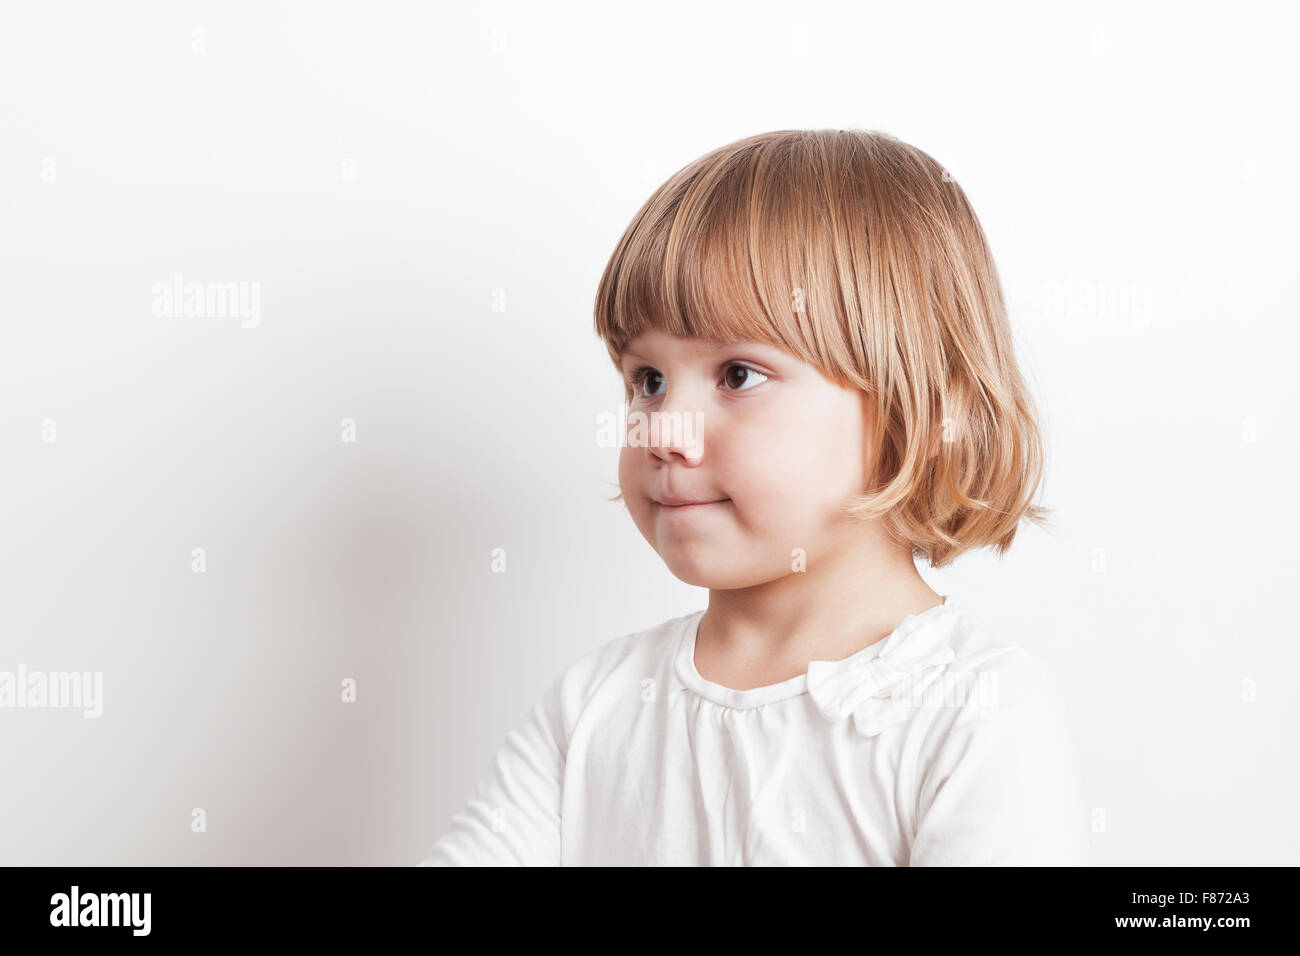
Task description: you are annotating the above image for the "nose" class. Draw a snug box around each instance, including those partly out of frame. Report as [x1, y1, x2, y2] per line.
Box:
[648, 415, 703, 464]
[643, 397, 705, 465]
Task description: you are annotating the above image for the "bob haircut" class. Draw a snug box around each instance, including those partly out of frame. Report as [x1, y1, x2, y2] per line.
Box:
[593, 128, 1049, 569]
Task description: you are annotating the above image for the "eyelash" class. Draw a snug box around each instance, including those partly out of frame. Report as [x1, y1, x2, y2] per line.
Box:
[625, 363, 768, 398]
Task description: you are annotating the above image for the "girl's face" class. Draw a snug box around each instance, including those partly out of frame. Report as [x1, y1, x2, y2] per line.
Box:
[617, 328, 874, 589]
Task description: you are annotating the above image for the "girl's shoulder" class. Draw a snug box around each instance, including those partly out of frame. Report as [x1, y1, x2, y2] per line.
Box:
[536, 610, 696, 715]
[937, 598, 1067, 687]
[910, 597, 1077, 734]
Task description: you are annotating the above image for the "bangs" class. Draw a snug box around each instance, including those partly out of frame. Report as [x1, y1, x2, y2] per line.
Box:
[593, 132, 862, 385]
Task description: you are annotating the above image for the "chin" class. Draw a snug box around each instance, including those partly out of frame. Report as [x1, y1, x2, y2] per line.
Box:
[659, 550, 759, 590]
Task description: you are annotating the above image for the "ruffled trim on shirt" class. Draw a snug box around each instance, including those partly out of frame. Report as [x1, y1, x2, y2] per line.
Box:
[806, 598, 961, 738]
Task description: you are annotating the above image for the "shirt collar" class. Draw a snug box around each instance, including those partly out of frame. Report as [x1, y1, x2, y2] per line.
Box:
[674, 595, 961, 721]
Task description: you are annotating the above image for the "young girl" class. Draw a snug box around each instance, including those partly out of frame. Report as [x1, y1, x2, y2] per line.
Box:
[420, 129, 1089, 866]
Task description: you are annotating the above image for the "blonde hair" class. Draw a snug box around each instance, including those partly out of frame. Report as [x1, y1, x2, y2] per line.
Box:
[593, 128, 1050, 568]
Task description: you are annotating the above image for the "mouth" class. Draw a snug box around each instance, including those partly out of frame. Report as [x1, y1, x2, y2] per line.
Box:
[656, 497, 729, 511]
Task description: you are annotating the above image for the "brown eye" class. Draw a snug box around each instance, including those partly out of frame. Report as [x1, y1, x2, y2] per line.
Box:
[723, 364, 767, 391]
[629, 367, 664, 397]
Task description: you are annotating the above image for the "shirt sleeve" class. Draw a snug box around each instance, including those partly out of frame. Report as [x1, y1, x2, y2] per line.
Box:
[417, 670, 567, 867]
[908, 647, 1091, 866]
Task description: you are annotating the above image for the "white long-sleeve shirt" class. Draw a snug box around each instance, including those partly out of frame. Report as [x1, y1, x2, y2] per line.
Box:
[419, 595, 1091, 866]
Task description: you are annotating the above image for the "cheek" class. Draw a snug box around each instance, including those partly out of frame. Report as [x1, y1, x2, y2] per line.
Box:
[741, 463, 825, 530]
[617, 447, 637, 498]
[617, 447, 650, 521]
[617, 444, 634, 490]
[714, 431, 805, 528]
[728, 409, 864, 524]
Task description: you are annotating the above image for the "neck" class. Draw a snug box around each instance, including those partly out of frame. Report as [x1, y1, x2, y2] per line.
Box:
[701, 524, 942, 665]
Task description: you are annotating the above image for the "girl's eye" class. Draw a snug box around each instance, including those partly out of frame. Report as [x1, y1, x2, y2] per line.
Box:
[628, 367, 665, 397]
[721, 365, 767, 391]
[626, 364, 768, 398]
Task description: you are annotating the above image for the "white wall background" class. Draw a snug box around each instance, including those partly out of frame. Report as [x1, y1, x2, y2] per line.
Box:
[1, 0, 1295, 865]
